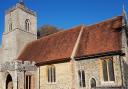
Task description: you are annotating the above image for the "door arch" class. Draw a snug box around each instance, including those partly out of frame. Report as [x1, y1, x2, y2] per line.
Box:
[6, 74, 13, 89]
[90, 78, 96, 88]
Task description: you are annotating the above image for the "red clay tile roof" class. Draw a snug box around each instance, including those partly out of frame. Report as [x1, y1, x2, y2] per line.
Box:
[76, 16, 122, 57]
[17, 25, 82, 63]
[17, 16, 123, 63]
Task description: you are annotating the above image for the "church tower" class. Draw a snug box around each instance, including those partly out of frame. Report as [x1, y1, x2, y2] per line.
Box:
[2, 1, 37, 62]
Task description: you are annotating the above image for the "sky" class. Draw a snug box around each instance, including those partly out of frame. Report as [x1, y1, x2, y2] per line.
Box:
[0, 0, 128, 43]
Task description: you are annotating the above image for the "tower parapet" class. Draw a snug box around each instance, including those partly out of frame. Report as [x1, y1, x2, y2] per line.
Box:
[5, 2, 36, 16]
[0, 60, 37, 72]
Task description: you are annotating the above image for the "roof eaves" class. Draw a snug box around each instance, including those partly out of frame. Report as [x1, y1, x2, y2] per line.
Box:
[75, 50, 123, 60]
[36, 57, 71, 66]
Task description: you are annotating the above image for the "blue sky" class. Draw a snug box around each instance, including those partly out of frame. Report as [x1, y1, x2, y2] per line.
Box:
[0, 0, 128, 43]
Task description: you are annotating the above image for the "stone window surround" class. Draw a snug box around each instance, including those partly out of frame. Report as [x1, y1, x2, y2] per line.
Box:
[25, 19, 31, 31]
[101, 57, 115, 84]
[78, 69, 86, 88]
[25, 75, 31, 89]
[47, 65, 56, 84]
[9, 23, 12, 31]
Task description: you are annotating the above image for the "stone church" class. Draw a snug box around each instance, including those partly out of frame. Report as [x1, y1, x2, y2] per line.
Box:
[0, 1, 128, 89]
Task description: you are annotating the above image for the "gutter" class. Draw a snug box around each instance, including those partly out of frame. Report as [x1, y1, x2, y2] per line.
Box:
[75, 50, 123, 60]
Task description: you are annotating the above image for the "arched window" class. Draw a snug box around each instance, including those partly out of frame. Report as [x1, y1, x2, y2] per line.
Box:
[52, 66, 56, 82]
[102, 60, 108, 81]
[102, 57, 115, 82]
[6, 74, 13, 89]
[25, 19, 30, 31]
[108, 59, 115, 81]
[26, 75, 31, 89]
[47, 65, 56, 83]
[9, 23, 12, 31]
[90, 78, 96, 88]
[78, 70, 85, 87]
[48, 66, 51, 82]
[25, 75, 35, 89]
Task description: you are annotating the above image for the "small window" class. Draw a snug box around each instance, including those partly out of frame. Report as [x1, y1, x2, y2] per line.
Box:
[26, 75, 31, 89]
[47, 65, 56, 83]
[25, 19, 30, 31]
[9, 23, 12, 31]
[78, 70, 85, 87]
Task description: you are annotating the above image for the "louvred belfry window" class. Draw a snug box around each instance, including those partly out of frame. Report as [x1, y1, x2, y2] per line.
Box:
[9, 23, 12, 31]
[25, 19, 30, 31]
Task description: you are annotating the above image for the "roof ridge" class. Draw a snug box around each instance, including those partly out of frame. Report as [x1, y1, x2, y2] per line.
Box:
[87, 16, 122, 27]
[38, 25, 84, 40]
